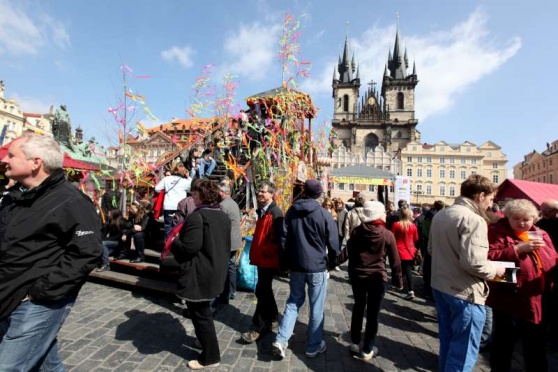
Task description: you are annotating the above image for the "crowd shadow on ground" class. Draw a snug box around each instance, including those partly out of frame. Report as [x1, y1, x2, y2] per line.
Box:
[115, 309, 200, 362]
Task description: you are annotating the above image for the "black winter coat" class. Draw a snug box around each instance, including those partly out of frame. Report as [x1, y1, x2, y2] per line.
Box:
[171, 206, 231, 301]
[0, 170, 103, 320]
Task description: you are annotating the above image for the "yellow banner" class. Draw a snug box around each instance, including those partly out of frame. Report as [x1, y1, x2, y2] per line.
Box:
[330, 176, 394, 186]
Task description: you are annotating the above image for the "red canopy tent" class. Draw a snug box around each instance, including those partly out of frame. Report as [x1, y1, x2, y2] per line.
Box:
[496, 178, 558, 208]
[0, 139, 99, 171]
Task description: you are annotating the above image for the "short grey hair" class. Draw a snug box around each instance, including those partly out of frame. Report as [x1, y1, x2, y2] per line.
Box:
[218, 180, 231, 195]
[502, 199, 539, 222]
[259, 180, 276, 195]
[18, 133, 63, 173]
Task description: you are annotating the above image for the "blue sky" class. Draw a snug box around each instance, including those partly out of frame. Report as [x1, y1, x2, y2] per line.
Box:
[0, 0, 556, 169]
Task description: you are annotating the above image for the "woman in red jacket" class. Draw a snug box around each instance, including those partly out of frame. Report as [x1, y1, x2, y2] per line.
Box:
[487, 198, 557, 372]
[391, 205, 419, 300]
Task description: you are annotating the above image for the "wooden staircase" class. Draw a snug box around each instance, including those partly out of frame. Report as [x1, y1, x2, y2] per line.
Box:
[88, 220, 179, 296]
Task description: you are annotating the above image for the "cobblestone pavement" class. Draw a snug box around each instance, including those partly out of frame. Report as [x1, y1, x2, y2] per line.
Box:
[59, 266, 558, 371]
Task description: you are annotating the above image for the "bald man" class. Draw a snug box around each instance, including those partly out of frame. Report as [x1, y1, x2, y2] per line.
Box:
[536, 199, 558, 250]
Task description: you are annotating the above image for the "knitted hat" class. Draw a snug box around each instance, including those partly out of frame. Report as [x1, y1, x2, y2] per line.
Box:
[304, 179, 323, 199]
[360, 201, 386, 223]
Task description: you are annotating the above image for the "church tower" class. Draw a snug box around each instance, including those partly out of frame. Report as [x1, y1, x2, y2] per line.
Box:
[332, 35, 360, 125]
[381, 27, 419, 151]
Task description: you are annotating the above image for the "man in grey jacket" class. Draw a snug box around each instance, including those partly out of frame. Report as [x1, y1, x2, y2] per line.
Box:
[428, 175, 505, 372]
[217, 180, 243, 303]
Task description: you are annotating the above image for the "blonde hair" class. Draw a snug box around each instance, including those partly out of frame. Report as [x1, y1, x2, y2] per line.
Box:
[397, 205, 414, 229]
[502, 199, 539, 222]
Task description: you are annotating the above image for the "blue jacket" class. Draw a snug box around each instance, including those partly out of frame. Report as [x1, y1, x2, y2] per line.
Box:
[281, 198, 340, 273]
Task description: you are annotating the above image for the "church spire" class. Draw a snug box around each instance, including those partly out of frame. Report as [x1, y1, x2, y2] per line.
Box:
[388, 27, 407, 79]
[337, 32, 355, 83]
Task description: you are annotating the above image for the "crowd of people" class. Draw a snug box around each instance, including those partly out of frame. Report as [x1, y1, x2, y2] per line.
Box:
[1, 133, 557, 371]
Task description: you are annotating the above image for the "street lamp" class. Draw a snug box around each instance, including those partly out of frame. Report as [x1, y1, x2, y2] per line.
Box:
[412, 189, 423, 205]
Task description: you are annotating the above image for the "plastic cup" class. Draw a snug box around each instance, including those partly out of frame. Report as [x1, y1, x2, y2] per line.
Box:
[527, 231, 543, 241]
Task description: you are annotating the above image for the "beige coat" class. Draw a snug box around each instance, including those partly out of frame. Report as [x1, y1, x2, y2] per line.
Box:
[342, 207, 363, 246]
[428, 196, 499, 305]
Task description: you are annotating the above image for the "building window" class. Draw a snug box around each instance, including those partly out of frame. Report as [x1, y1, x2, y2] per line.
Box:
[461, 157, 466, 164]
[427, 169, 432, 178]
[427, 156, 432, 163]
[343, 95, 349, 112]
[440, 169, 446, 178]
[407, 168, 412, 177]
[439, 146, 445, 151]
[407, 156, 412, 163]
[426, 185, 432, 195]
[466, 147, 471, 152]
[550, 174, 553, 184]
[416, 184, 423, 192]
[397, 92, 404, 110]
[461, 170, 467, 179]
[493, 174, 499, 183]
[487, 152, 492, 157]
[449, 186, 456, 196]
[417, 169, 423, 177]
[440, 157, 445, 164]
[417, 156, 422, 163]
[439, 185, 446, 196]
[492, 163, 498, 169]
[349, 184, 355, 191]
[450, 157, 455, 164]
[412, 146, 417, 151]
[339, 183, 345, 190]
[449, 170, 455, 179]
[471, 159, 477, 165]
[368, 185, 375, 192]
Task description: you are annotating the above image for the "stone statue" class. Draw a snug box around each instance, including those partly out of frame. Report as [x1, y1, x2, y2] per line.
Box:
[52, 104, 74, 150]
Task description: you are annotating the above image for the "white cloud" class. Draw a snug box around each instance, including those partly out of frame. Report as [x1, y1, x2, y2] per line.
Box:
[161, 46, 195, 68]
[302, 8, 521, 121]
[12, 94, 52, 114]
[222, 22, 281, 81]
[0, 0, 70, 55]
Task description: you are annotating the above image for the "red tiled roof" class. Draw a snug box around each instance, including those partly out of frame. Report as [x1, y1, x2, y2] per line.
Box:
[146, 118, 217, 134]
[496, 179, 558, 208]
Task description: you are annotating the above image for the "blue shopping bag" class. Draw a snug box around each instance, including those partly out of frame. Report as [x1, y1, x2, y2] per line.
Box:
[237, 236, 258, 291]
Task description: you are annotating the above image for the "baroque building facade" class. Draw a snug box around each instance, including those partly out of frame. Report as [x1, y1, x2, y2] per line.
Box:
[513, 140, 558, 184]
[403, 140, 507, 205]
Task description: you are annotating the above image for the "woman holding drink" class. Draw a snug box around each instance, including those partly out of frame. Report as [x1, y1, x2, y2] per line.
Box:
[487, 199, 557, 371]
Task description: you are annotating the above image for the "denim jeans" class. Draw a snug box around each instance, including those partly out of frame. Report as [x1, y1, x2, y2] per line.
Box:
[480, 305, 493, 349]
[199, 158, 216, 178]
[101, 240, 119, 265]
[163, 210, 176, 241]
[0, 296, 75, 372]
[432, 288, 485, 372]
[275, 271, 328, 354]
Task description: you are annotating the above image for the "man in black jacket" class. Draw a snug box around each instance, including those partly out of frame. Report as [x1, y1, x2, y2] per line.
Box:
[272, 179, 339, 360]
[0, 133, 103, 371]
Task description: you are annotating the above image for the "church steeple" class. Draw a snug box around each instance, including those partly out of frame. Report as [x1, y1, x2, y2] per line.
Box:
[337, 35, 354, 83]
[388, 28, 407, 79]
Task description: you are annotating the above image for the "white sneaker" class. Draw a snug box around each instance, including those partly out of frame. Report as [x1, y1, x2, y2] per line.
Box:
[361, 346, 378, 360]
[272, 341, 286, 360]
[404, 291, 415, 300]
[306, 340, 327, 358]
[349, 343, 360, 353]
